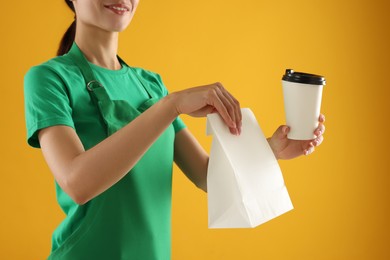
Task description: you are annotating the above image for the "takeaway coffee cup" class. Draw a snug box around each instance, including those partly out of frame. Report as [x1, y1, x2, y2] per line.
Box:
[282, 69, 326, 140]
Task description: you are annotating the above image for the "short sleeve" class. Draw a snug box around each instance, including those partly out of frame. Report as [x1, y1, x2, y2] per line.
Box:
[172, 114, 186, 133]
[24, 65, 75, 148]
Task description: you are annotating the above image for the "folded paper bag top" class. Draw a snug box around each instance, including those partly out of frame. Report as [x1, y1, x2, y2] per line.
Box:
[206, 108, 294, 228]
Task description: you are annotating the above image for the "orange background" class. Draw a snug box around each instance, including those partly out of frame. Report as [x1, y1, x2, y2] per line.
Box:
[1, 0, 389, 259]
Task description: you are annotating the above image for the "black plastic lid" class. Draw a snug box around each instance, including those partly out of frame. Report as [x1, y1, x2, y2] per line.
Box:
[282, 69, 326, 85]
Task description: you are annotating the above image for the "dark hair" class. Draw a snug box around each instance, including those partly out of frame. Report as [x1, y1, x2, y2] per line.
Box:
[57, 1, 76, 56]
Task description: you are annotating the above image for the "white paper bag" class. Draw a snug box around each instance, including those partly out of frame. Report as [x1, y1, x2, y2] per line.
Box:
[206, 108, 294, 228]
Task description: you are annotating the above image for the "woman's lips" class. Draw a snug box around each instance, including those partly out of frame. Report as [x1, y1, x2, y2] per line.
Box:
[104, 4, 131, 15]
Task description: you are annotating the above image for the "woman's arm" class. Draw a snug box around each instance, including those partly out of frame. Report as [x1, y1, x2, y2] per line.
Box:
[39, 96, 178, 205]
[39, 83, 241, 205]
[174, 128, 209, 192]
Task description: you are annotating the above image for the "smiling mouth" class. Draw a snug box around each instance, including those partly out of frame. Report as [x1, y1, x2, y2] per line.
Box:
[104, 4, 131, 15]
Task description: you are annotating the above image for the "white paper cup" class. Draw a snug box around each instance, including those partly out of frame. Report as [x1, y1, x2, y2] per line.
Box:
[282, 69, 325, 140]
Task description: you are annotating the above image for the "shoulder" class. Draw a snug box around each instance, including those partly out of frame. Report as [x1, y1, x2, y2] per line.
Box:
[24, 54, 84, 91]
[25, 54, 84, 82]
[27, 55, 73, 73]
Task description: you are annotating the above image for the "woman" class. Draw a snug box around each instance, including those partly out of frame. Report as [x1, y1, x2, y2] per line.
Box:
[24, 0, 325, 259]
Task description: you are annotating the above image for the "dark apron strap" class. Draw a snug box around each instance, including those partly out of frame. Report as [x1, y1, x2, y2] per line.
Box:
[66, 44, 111, 104]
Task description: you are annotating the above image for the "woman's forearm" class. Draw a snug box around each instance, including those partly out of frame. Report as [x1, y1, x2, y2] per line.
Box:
[174, 129, 209, 192]
[40, 95, 178, 205]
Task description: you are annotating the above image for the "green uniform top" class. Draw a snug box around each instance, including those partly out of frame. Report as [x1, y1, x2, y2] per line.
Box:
[24, 43, 186, 260]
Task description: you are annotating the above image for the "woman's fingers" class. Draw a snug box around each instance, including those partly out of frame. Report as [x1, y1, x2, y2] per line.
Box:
[305, 130, 324, 155]
[319, 114, 325, 123]
[217, 83, 241, 129]
[214, 83, 241, 134]
[207, 86, 236, 130]
[315, 114, 326, 137]
[227, 93, 242, 134]
[315, 124, 325, 137]
[313, 135, 324, 147]
[304, 145, 315, 156]
[173, 82, 241, 135]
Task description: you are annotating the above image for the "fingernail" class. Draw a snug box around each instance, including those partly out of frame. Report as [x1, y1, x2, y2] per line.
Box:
[230, 128, 238, 136]
[304, 147, 314, 156]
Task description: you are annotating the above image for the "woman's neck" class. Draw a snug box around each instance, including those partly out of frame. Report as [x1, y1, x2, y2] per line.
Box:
[75, 24, 121, 70]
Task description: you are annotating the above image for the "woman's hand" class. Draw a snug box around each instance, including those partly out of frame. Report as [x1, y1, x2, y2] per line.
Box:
[169, 82, 242, 135]
[267, 114, 326, 160]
